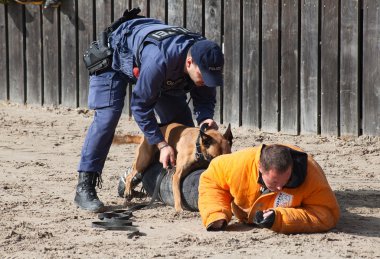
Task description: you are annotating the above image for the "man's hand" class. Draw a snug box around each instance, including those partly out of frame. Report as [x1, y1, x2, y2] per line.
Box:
[157, 141, 176, 169]
[206, 219, 227, 231]
[200, 119, 218, 130]
[254, 209, 275, 228]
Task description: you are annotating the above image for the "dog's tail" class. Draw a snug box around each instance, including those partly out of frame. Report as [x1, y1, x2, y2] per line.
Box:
[113, 134, 142, 144]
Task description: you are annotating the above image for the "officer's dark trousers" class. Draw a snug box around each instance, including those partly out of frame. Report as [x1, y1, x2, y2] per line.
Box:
[78, 70, 194, 173]
[141, 162, 204, 211]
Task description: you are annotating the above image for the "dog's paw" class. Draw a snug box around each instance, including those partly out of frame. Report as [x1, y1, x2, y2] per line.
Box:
[123, 183, 134, 201]
[123, 180, 144, 201]
[174, 206, 184, 213]
[120, 168, 143, 199]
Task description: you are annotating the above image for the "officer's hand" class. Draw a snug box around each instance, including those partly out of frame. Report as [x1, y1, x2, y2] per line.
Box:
[159, 144, 176, 169]
[254, 209, 275, 228]
[200, 119, 219, 130]
[206, 219, 227, 231]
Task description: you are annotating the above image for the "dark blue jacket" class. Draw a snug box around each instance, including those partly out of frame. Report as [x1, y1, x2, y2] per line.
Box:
[109, 18, 216, 144]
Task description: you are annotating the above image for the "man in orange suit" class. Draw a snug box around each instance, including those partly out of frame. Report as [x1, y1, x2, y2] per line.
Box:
[198, 144, 340, 233]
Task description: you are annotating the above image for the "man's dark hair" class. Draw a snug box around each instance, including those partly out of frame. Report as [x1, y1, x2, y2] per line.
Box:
[260, 145, 293, 173]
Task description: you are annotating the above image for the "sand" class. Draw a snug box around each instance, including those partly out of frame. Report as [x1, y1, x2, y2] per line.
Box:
[0, 101, 379, 258]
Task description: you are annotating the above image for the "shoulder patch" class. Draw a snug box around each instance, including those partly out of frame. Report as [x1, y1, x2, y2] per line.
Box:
[274, 192, 293, 208]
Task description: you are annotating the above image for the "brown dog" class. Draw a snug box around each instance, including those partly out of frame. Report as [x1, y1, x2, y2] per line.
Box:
[114, 123, 233, 212]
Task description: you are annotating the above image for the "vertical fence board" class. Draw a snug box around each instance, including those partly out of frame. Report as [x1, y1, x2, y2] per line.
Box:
[25, 5, 42, 105]
[42, 8, 60, 105]
[0, 4, 8, 100]
[186, 0, 202, 34]
[168, 0, 184, 26]
[262, 0, 279, 132]
[60, 0, 77, 107]
[95, 0, 112, 36]
[242, 0, 260, 128]
[300, 0, 319, 134]
[186, 0, 203, 122]
[114, 1, 132, 117]
[205, 0, 222, 46]
[78, 1, 93, 107]
[340, 0, 359, 136]
[223, 0, 240, 126]
[321, 0, 339, 135]
[8, 3, 25, 104]
[205, 0, 222, 123]
[149, 0, 166, 21]
[281, 0, 299, 134]
[363, 0, 380, 135]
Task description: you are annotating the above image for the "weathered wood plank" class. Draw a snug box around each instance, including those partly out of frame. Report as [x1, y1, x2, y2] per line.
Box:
[113, 0, 132, 117]
[300, 0, 319, 134]
[78, 0, 94, 107]
[205, 0, 222, 123]
[261, 0, 279, 132]
[186, 0, 202, 34]
[149, 0, 166, 22]
[60, 0, 77, 107]
[168, 0, 184, 26]
[362, 0, 380, 135]
[223, 0, 240, 126]
[8, 2, 25, 104]
[242, 0, 260, 128]
[95, 0, 112, 36]
[25, 5, 42, 105]
[280, 0, 299, 134]
[186, 0, 203, 123]
[340, 0, 359, 136]
[321, 0, 339, 135]
[42, 8, 60, 105]
[0, 4, 8, 100]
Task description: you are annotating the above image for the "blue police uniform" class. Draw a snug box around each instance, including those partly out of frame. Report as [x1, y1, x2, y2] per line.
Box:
[78, 18, 217, 174]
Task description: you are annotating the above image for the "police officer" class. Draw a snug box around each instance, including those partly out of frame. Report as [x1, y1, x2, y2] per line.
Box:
[74, 16, 224, 212]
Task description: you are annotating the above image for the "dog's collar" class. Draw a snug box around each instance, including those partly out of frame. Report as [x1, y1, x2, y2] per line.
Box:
[195, 123, 212, 162]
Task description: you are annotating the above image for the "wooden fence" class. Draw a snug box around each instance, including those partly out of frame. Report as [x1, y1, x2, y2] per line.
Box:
[0, 0, 379, 136]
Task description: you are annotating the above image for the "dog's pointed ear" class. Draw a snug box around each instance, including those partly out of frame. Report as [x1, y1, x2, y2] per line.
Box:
[223, 123, 233, 146]
[200, 130, 213, 148]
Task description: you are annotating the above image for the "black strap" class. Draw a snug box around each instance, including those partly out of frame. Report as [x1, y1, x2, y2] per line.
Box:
[98, 211, 133, 221]
[91, 221, 140, 234]
[92, 210, 139, 232]
[91, 168, 167, 232]
[126, 167, 168, 212]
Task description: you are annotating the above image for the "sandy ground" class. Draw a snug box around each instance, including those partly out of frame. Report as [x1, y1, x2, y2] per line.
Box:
[0, 101, 379, 259]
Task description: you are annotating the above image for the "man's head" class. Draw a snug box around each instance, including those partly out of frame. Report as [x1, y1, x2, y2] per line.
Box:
[185, 40, 224, 87]
[259, 145, 293, 192]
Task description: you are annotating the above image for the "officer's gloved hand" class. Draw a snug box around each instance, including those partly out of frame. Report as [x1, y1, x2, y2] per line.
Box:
[206, 219, 227, 231]
[200, 119, 218, 130]
[254, 210, 275, 228]
[123, 7, 144, 20]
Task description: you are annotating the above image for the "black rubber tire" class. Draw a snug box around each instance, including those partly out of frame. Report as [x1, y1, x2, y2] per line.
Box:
[141, 162, 205, 211]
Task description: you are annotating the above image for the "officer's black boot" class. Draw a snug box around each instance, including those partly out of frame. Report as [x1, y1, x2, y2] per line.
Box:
[74, 172, 105, 212]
